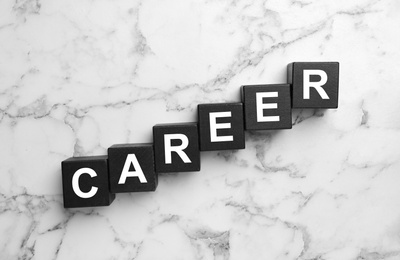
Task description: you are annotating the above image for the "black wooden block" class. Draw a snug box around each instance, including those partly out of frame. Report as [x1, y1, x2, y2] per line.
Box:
[61, 156, 115, 208]
[153, 123, 200, 173]
[108, 143, 157, 193]
[198, 102, 245, 151]
[241, 84, 292, 130]
[288, 62, 339, 108]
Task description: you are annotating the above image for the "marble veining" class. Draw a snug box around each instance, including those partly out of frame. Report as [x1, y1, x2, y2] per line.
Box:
[1, 0, 400, 259]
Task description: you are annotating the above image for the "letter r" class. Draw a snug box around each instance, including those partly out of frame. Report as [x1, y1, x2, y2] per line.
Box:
[303, 70, 329, 99]
[164, 134, 191, 164]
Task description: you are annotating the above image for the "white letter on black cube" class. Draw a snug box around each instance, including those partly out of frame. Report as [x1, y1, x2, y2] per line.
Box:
[153, 123, 200, 173]
[61, 156, 115, 208]
[288, 62, 339, 108]
[241, 84, 292, 130]
[198, 103, 245, 151]
[108, 143, 157, 193]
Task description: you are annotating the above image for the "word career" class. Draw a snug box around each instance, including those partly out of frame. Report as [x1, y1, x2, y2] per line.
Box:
[62, 62, 340, 208]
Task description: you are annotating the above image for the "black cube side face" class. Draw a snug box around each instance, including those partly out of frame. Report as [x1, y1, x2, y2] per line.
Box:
[108, 144, 158, 193]
[241, 84, 292, 130]
[61, 156, 115, 208]
[198, 103, 245, 151]
[153, 123, 201, 173]
[288, 62, 339, 108]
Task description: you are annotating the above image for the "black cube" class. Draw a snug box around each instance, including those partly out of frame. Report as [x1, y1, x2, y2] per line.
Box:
[108, 143, 158, 193]
[61, 156, 115, 208]
[153, 123, 201, 173]
[241, 84, 292, 130]
[198, 102, 245, 151]
[288, 62, 339, 108]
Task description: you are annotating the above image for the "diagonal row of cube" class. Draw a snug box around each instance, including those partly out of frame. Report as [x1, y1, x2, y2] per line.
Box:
[62, 62, 339, 208]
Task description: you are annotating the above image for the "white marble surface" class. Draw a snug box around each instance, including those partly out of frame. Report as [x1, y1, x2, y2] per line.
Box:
[1, 0, 400, 259]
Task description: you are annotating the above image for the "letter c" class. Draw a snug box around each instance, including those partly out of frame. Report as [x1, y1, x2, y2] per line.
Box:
[72, 168, 98, 199]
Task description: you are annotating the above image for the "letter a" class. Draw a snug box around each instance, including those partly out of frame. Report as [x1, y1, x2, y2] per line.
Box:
[118, 154, 148, 184]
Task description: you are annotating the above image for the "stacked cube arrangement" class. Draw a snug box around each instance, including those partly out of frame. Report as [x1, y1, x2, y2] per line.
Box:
[62, 62, 339, 208]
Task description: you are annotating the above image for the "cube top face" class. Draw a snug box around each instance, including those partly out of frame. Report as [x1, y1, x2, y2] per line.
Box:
[109, 143, 152, 149]
[288, 62, 339, 108]
[108, 144, 157, 193]
[153, 123, 200, 173]
[198, 102, 245, 151]
[241, 84, 292, 130]
[63, 155, 107, 163]
[61, 156, 115, 208]
[154, 122, 198, 129]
